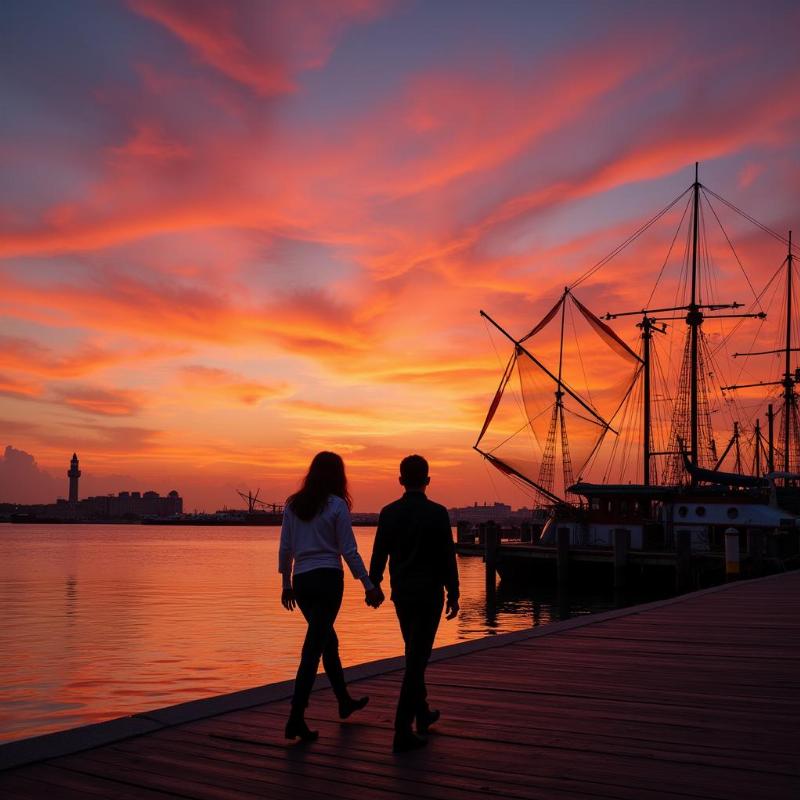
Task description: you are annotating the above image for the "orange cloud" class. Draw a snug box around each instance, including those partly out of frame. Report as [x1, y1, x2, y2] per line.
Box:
[0, 417, 163, 457]
[0, 335, 187, 385]
[55, 385, 147, 417]
[286, 399, 379, 418]
[0, 336, 132, 378]
[179, 365, 290, 406]
[0, 374, 43, 400]
[1, 274, 378, 373]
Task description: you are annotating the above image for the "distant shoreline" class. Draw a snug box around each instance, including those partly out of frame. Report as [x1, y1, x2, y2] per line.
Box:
[0, 518, 381, 527]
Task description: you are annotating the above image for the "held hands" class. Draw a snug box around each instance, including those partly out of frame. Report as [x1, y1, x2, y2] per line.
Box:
[445, 596, 459, 620]
[365, 585, 385, 608]
[281, 588, 296, 611]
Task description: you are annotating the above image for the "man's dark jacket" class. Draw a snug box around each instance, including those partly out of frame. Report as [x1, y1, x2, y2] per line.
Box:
[369, 491, 459, 602]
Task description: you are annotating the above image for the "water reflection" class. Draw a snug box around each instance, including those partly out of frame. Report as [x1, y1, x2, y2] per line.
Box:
[0, 524, 666, 743]
[65, 575, 77, 621]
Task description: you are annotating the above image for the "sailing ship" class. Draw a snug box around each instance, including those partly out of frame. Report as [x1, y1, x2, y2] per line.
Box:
[475, 164, 800, 571]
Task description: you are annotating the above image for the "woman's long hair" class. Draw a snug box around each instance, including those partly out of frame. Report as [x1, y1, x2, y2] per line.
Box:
[287, 451, 352, 521]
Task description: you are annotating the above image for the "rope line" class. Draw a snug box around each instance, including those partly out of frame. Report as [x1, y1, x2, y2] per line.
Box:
[569, 186, 693, 290]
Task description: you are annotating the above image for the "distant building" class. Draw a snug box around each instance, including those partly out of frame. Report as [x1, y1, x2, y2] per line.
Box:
[73, 489, 183, 519]
[350, 512, 379, 526]
[68, 453, 80, 503]
[448, 501, 512, 525]
[1, 454, 183, 521]
[10, 489, 183, 521]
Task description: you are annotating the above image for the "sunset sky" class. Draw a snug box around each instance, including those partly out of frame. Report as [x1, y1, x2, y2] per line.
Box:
[2, 0, 800, 511]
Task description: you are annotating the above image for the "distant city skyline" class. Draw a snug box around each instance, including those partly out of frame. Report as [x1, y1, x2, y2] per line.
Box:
[0, 446, 519, 513]
[0, 445, 178, 505]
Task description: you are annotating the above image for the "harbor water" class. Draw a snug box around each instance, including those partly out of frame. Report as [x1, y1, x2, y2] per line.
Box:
[1, 523, 640, 744]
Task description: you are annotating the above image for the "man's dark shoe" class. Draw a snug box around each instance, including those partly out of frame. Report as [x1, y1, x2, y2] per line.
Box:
[338, 695, 369, 719]
[393, 730, 427, 753]
[416, 708, 440, 734]
[285, 716, 319, 742]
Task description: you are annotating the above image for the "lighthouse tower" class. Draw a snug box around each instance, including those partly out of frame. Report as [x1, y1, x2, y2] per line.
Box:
[68, 453, 81, 504]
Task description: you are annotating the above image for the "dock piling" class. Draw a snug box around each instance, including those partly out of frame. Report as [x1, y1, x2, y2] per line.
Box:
[676, 529, 691, 593]
[725, 527, 740, 580]
[748, 529, 764, 576]
[520, 522, 532, 543]
[557, 527, 570, 586]
[484, 521, 499, 596]
[613, 528, 629, 589]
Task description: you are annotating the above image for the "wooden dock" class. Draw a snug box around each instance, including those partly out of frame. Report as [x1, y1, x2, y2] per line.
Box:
[2, 572, 799, 799]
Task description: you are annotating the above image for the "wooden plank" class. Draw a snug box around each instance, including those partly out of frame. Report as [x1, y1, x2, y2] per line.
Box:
[106, 728, 610, 800]
[54, 751, 328, 800]
[245, 690, 799, 749]
[60, 744, 513, 800]
[263, 687, 797, 758]
[0, 762, 182, 799]
[199, 705, 799, 777]
[194, 706, 798, 799]
[143, 724, 702, 800]
[0, 773, 92, 800]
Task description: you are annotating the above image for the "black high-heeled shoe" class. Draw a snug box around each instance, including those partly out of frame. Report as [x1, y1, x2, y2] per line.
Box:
[338, 695, 369, 719]
[416, 708, 440, 734]
[285, 716, 319, 742]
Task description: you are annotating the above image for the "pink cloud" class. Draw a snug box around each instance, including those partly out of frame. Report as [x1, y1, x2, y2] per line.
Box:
[738, 162, 763, 189]
[110, 122, 190, 161]
[128, 0, 386, 95]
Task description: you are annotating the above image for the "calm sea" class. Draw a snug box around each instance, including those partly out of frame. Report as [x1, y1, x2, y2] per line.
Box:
[1, 523, 626, 744]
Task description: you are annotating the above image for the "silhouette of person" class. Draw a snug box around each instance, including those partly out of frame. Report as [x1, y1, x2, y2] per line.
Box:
[369, 454, 459, 752]
[279, 451, 384, 741]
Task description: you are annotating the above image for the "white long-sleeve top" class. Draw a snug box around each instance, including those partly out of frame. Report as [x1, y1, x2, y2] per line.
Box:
[278, 495, 373, 590]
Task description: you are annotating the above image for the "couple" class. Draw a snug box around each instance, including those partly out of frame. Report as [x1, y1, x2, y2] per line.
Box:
[278, 451, 460, 753]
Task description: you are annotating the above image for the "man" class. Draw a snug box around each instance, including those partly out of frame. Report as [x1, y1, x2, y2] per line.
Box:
[369, 454, 460, 752]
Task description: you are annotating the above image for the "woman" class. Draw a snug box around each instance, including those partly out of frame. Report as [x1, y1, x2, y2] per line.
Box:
[279, 451, 383, 741]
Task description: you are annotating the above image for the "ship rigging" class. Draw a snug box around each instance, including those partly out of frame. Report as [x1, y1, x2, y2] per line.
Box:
[475, 163, 800, 509]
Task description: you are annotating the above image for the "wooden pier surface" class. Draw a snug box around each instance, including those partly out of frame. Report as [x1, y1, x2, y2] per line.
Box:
[2, 572, 799, 799]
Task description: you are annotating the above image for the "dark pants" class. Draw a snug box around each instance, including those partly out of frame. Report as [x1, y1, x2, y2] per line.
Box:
[393, 589, 444, 732]
[291, 568, 348, 711]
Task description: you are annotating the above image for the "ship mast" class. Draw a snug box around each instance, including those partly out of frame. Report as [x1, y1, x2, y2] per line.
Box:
[768, 404, 775, 472]
[553, 288, 574, 497]
[783, 231, 793, 471]
[688, 163, 702, 480]
[753, 418, 762, 476]
[724, 231, 798, 474]
[642, 316, 653, 485]
[606, 163, 764, 485]
[637, 315, 665, 485]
